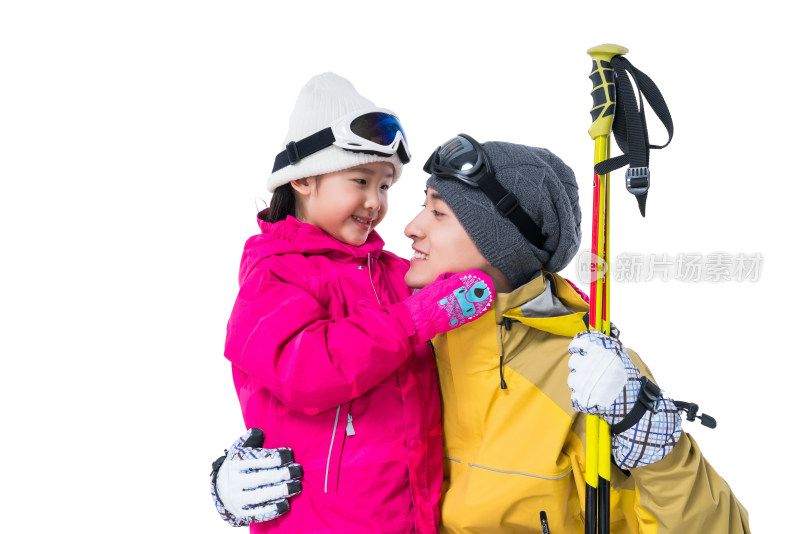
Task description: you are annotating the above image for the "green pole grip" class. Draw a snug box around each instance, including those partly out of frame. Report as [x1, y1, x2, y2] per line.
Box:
[587, 44, 628, 140]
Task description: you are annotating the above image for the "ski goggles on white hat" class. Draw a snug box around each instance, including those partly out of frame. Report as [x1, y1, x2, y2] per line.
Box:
[424, 133, 544, 249]
[272, 108, 411, 173]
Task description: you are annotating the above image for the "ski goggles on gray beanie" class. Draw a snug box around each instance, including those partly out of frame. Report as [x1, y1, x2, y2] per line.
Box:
[425, 134, 581, 289]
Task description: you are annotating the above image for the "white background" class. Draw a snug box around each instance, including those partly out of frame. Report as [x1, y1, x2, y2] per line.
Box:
[1, 1, 796, 532]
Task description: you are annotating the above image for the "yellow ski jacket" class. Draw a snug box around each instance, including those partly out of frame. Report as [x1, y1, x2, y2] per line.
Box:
[433, 273, 749, 533]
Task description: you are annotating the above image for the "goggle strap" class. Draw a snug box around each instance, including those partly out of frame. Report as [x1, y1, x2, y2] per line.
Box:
[476, 175, 545, 250]
[272, 128, 337, 173]
[422, 152, 434, 174]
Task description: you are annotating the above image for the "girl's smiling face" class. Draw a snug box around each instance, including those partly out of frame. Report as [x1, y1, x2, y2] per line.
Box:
[404, 187, 510, 291]
[292, 162, 394, 246]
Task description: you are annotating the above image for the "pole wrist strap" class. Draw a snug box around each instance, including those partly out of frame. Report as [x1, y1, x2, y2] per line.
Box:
[610, 376, 661, 434]
[593, 56, 674, 216]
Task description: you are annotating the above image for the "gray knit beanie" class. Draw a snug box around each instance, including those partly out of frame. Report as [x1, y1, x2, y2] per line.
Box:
[427, 141, 581, 288]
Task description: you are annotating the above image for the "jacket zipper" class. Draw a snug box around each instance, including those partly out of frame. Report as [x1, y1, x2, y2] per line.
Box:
[323, 255, 383, 493]
[366, 252, 381, 305]
[499, 317, 513, 389]
[324, 405, 341, 493]
[344, 255, 371, 441]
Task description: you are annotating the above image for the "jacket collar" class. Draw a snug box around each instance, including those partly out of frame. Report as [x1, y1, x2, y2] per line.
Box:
[255, 215, 386, 258]
[494, 273, 590, 337]
[239, 214, 387, 282]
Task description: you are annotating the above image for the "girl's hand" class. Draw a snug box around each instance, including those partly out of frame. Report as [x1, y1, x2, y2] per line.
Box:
[402, 269, 495, 344]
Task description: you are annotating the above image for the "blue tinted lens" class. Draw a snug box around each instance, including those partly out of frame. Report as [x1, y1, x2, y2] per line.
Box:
[350, 113, 406, 146]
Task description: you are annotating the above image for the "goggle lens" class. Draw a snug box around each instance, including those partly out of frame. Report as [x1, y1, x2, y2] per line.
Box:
[350, 112, 407, 146]
[435, 136, 480, 173]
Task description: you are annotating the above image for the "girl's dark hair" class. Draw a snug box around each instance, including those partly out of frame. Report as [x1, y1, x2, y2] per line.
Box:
[259, 183, 296, 223]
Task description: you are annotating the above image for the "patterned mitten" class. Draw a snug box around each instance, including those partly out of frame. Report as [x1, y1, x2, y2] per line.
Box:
[567, 330, 682, 469]
[402, 269, 494, 344]
[211, 429, 303, 526]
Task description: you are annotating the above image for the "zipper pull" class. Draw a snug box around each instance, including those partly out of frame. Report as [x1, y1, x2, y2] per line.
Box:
[346, 413, 355, 436]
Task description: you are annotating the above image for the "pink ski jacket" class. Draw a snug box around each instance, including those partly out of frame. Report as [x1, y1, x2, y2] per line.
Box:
[225, 215, 442, 533]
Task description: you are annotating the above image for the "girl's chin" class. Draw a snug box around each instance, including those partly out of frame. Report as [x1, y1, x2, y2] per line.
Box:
[337, 230, 369, 246]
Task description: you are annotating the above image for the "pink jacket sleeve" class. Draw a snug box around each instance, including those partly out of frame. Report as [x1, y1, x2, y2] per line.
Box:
[225, 265, 418, 415]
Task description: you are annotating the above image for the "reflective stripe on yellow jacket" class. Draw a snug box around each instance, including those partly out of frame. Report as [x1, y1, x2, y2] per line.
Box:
[434, 273, 749, 533]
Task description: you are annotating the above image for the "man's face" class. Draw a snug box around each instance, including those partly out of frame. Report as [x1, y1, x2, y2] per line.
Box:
[403, 187, 493, 289]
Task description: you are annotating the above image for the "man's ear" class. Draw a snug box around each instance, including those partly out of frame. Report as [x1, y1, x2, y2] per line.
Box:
[290, 178, 312, 197]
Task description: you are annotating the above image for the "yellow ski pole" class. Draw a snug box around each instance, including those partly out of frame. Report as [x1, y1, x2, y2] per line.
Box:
[586, 43, 628, 534]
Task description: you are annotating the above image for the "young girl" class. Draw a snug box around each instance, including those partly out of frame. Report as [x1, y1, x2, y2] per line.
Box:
[212, 74, 494, 533]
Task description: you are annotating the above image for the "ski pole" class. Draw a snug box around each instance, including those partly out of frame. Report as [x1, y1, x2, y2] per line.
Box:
[586, 42, 628, 534]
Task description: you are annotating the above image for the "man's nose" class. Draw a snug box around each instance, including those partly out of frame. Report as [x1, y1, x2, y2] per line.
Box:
[404, 211, 425, 239]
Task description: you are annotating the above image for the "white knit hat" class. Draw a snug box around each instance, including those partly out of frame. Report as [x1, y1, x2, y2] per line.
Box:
[267, 72, 404, 193]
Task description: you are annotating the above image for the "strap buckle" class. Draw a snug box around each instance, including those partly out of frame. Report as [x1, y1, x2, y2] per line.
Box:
[285, 141, 300, 165]
[496, 192, 521, 217]
[638, 376, 660, 411]
[625, 166, 650, 197]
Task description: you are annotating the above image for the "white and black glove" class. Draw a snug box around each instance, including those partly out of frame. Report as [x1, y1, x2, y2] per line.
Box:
[210, 428, 302, 526]
[567, 330, 682, 469]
